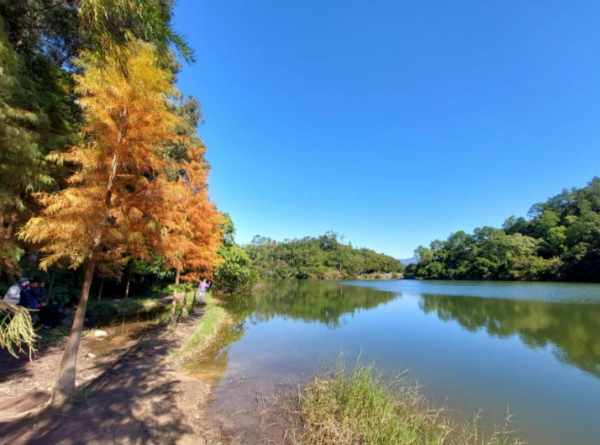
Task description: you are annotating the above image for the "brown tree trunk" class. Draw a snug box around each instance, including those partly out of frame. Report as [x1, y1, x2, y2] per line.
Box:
[97, 279, 104, 302]
[191, 288, 197, 309]
[178, 286, 189, 323]
[170, 269, 180, 322]
[51, 256, 97, 405]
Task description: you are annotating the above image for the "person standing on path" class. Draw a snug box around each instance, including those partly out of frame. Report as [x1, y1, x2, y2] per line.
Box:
[198, 278, 210, 302]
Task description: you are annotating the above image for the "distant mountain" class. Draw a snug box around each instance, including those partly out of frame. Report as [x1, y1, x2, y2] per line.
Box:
[400, 258, 418, 266]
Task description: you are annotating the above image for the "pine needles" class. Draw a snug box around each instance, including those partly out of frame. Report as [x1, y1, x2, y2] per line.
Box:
[0, 301, 37, 359]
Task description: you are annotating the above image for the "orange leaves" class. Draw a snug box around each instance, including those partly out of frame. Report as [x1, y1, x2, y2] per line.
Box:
[20, 39, 224, 283]
[160, 158, 223, 283]
[16, 42, 202, 275]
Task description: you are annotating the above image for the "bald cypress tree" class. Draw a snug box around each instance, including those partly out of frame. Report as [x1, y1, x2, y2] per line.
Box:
[20, 41, 186, 404]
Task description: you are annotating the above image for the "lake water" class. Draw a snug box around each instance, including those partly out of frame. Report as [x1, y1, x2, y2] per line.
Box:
[198, 280, 600, 444]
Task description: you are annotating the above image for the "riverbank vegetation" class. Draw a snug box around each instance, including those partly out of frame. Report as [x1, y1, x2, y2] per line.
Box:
[274, 358, 522, 445]
[246, 232, 404, 280]
[411, 178, 600, 282]
[171, 295, 230, 367]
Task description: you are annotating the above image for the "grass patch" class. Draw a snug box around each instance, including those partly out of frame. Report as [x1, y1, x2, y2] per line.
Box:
[272, 357, 523, 445]
[172, 296, 230, 366]
[37, 321, 71, 347]
[87, 297, 166, 321]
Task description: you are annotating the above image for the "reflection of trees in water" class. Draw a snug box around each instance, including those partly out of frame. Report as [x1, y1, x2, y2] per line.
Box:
[251, 280, 397, 328]
[194, 283, 397, 382]
[420, 294, 600, 378]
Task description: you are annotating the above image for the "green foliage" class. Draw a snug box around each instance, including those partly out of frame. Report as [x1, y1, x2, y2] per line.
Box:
[209, 216, 258, 295]
[246, 232, 404, 280]
[78, 0, 193, 64]
[0, 15, 73, 272]
[414, 178, 600, 282]
[213, 246, 258, 295]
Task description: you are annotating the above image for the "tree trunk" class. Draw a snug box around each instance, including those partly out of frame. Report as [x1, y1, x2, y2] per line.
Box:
[191, 288, 197, 308]
[97, 279, 104, 302]
[124, 273, 131, 299]
[178, 286, 189, 323]
[51, 256, 97, 405]
[170, 269, 180, 322]
[51, 149, 118, 405]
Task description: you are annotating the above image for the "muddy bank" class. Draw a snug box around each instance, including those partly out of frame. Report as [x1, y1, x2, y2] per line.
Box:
[0, 304, 229, 445]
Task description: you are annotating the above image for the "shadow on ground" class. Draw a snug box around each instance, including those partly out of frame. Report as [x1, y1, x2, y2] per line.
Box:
[0, 313, 215, 445]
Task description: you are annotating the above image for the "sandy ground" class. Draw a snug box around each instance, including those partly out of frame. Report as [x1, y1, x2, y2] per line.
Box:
[0, 310, 230, 445]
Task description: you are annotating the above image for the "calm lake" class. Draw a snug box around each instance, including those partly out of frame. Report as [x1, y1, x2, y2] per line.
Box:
[198, 280, 600, 444]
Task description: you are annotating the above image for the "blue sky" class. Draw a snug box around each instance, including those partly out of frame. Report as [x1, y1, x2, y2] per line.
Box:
[174, 0, 600, 258]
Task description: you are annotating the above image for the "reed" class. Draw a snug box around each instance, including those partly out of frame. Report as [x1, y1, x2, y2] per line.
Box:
[280, 357, 523, 445]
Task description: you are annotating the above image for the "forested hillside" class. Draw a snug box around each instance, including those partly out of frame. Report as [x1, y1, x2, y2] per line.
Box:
[411, 178, 600, 282]
[246, 232, 404, 280]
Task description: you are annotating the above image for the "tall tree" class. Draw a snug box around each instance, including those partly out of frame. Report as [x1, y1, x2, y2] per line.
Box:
[20, 40, 185, 403]
[162, 143, 223, 321]
[0, 0, 191, 275]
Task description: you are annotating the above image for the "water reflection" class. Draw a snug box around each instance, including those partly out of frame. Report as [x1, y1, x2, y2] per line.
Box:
[420, 293, 600, 378]
[187, 314, 247, 387]
[250, 280, 397, 328]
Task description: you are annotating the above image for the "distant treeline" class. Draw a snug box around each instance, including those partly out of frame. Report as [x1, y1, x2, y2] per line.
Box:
[245, 232, 404, 280]
[409, 177, 600, 282]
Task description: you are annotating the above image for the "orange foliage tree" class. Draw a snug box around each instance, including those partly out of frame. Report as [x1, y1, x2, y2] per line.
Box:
[20, 41, 187, 404]
[162, 143, 223, 320]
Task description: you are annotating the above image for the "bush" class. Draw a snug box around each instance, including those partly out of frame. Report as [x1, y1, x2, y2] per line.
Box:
[212, 246, 258, 295]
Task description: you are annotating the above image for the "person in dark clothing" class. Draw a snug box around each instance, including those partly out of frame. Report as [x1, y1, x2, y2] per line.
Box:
[38, 302, 66, 329]
[27, 278, 45, 308]
[21, 277, 44, 324]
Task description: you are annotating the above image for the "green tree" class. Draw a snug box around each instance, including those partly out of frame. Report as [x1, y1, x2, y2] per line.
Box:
[213, 216, 257, 295]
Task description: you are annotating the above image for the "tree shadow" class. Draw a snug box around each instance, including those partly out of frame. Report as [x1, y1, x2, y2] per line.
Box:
[0, 321, 203, 445]
[0, 334, 66, 384]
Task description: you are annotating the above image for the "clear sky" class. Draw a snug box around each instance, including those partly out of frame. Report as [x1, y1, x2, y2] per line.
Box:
[173, 0, 600, 259]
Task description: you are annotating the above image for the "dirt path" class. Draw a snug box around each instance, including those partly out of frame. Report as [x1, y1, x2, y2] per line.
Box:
[0, 311, 228, 445]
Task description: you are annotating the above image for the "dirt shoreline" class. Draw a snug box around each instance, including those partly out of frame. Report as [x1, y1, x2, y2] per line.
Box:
[0, 309, 228, 445]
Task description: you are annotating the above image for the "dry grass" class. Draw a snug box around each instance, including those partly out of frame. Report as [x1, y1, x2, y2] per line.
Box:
[265, 357, 524, 445]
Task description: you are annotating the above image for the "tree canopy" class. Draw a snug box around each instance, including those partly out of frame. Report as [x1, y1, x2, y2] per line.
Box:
[246, 232, 404, 280]
[412, 178, 600, 282]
